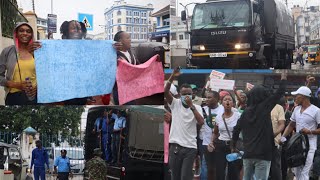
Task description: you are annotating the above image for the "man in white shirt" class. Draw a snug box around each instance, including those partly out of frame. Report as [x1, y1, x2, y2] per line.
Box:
[281, 86, 320, 180]
[201, 90, 224, 180]
[165, 68, 204, 180]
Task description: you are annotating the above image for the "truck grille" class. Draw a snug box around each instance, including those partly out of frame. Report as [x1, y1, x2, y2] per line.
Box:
[205, 44, 235, 51]
[128, 147, 163, 163]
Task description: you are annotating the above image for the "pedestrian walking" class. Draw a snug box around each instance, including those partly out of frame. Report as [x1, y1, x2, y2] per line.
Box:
[165, 67, 204, 180]
[53, 150, 72, 180]
[232, 71, 287, 180]
[85, 148, 107, 180]
[281, 86, 320, 180]
[297, 46, 304, 66]
[30, 140, 50, 180]
[269, 103, 286, 180]
[208, 94, 242, 180]
[201, 90, 224, 180]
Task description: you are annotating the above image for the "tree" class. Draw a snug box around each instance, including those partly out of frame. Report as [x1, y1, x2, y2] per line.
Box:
[0, 106, 84, 138]
[1, 0, 28, 38]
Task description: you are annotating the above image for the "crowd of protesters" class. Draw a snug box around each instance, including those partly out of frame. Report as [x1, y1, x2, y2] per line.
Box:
[164, 69, 320, 180]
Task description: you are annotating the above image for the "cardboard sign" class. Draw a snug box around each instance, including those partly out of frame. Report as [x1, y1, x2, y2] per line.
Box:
[246, 83, 254, 91]
[209, 70, 225, 80]
[210, 79, 235, 91]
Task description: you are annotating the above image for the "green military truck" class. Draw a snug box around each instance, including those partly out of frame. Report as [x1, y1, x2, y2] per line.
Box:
[84, 105, 165, 180]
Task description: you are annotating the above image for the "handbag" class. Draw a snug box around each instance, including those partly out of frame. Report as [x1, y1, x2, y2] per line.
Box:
[222, 114, 243, 151]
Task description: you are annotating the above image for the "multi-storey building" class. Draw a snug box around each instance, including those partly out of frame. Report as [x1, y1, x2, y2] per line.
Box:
[104, 0, 153, 42]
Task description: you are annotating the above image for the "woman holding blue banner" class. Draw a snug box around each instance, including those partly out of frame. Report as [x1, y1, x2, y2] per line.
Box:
[0, 22, 40, 105]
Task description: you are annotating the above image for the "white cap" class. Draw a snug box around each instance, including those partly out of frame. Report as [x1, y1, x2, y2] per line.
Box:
[291, 86, 312, 97]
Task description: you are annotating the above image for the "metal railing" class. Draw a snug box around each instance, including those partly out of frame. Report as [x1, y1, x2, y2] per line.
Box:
[1, 0, 28, 38]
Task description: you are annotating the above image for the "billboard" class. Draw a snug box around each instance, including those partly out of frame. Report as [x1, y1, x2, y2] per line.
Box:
[47, 14, 57, 33]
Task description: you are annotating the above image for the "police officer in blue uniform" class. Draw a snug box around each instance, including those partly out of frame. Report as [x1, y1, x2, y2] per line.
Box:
[30, 140, 49, 180]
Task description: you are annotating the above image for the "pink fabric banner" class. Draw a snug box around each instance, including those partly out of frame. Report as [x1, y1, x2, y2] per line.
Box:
[164, 121, 170, 163]
[116, 55, 164, 105]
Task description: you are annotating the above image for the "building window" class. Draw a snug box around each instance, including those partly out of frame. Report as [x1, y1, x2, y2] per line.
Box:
[179, 34, 184, 40]
[171, 33, 177, 40]
[117, 26, 122, 31]
[126, 11, 129, 15]
[185, 33, 189, 39]
[162, 14, 170, 26]
[118, 18, 121, 23]
[117, 10, 121, 16]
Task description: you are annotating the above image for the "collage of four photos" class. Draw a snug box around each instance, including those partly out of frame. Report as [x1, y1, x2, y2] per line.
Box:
[1, 0, 320, 179]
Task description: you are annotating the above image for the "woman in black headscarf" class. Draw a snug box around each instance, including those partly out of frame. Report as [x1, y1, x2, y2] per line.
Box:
[232, 71, 287, 180]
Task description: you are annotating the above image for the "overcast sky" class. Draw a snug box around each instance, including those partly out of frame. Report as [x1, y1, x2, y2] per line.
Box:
[175, 0, 320, 17]
[17, 0, 168, 39]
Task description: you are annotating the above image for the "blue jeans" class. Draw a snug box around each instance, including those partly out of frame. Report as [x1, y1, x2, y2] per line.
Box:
[201, 153, 208, 180]
[34, 167, 46, 180]
[243, 159, 271, 180]
[102, 133, 112, 162]
[298, 55, 304, 65]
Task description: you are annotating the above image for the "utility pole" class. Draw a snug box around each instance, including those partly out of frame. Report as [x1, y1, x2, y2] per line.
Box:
[32, 0, 35, 13]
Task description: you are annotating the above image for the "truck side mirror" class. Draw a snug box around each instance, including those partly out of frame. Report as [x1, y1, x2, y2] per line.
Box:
[181, 10, 187, 21]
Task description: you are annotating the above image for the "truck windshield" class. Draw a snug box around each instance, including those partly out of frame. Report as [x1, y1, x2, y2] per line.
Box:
[308, 47, 318, 53]
[191, 1, 251, 30]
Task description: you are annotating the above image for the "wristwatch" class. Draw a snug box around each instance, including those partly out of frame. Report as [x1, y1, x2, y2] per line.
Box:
[190, 105, 195, 111]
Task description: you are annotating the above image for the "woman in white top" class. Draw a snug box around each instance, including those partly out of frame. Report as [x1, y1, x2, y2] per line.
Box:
[208, 94, 242, 180]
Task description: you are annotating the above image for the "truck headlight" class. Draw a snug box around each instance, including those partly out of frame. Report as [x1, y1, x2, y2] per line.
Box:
[235, 43, 250, 49]
[192, 45, 205, 51]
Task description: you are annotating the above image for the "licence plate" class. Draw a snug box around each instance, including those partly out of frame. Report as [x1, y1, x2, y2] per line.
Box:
[209, 53, 227, 58]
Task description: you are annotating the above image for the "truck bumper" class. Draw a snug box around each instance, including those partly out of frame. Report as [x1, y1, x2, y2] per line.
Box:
[190, 51, 257, 68]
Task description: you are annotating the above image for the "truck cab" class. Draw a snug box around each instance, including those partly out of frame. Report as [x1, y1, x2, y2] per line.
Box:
[84, 105, 165, 180]
[182, 0, 294, 69]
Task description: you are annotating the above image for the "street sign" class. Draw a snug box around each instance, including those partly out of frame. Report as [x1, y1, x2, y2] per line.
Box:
[78, 13, 93, 31]
[47, 14, 57, 33]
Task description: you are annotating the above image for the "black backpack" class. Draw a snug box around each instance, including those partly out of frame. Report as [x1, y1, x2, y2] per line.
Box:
[285, 132, 309, 168]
